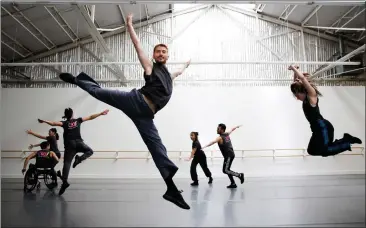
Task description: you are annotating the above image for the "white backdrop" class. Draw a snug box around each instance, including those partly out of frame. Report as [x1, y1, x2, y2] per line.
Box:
[1, 86, 365, 179]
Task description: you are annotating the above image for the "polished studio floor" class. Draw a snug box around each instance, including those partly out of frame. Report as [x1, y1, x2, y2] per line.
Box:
[2, 175, 365, 227]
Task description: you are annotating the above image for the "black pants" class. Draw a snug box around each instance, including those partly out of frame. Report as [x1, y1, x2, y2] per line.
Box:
[62, 139, 93, 182]
[190, 153, 212, 182]
[308, 119, 351, 157]
[222, 155, 241, 184]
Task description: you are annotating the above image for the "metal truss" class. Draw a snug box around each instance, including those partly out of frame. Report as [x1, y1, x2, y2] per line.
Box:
[74, 4, 127, 83]
[1, 4, 55, 50]
[44, 6, 79, 42]
[310, 44, 365, 79]
[1, 31, 33, 58]
[278, 5, 297, 21]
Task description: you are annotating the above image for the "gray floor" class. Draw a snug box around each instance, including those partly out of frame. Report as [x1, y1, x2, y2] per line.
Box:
[1, 175, 365, 227]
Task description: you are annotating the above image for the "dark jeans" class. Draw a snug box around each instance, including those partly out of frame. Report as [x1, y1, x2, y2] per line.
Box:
[62, 139, 94, 181]
[222, 155, 240, 184]
[308, 119, 351, 157]
[190, 153, 211, 182]
[74, 72, 178, 180]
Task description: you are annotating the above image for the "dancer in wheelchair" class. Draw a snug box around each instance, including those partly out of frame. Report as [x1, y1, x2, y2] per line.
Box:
[26, 128, 61, 159]
[22, 141, 60, 187]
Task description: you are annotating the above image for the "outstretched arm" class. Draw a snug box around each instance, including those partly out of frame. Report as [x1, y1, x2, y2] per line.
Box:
[26, 130, 47, 140]
[28, 143, 40, 150]
[289, 65, 317, 99]
[82, 109, 109, 122]
[291, 66, 310, 82]
[38, 119, 63, 127]
[126, 13, 153, 75]
[172, 59, 191, 80]
[226, 125, 242, 135]
[202, 137, 221, 149]
[22, 152, 36, 174]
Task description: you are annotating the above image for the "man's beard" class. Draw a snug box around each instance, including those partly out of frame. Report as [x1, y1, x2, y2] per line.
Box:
[155, 56, 166, 64]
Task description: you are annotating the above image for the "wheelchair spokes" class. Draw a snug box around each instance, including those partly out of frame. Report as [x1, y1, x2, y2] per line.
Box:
[24, 169, 38, 193]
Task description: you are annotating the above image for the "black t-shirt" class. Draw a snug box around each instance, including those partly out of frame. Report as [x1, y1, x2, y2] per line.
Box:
[61, 118, 83, 142]
[302, 96, 324, 126]
[192, 140, 204, 156]
[35, 149, 54, 168]
[138, 62, 173, 113]
[46, 136, 60, 155]
[218, 133, 235, 157]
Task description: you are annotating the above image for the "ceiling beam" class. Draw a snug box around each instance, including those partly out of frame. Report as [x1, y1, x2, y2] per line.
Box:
[1, 31, 33, 57]
[44, 6, 78, 42]
[13, 4, 208, 63]
[221, 4, 361, 49]
[74, 4, 127, 83]
[279, 5, 297, 21]
[325, 6, 357, 32]
[301, 5, 322, 26]
[144, 4, 150, 22]
[335, 7, 365, 33]
[1, 5, 55, 50]
[310, 44, 365, 79]
[1, 41, 27, 58]
[117, 4, 127, 24]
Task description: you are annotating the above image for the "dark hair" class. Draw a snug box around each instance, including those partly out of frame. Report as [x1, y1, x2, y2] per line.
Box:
[218, 123, 226, 131]
[153, 44, 168, 52]
[191, 131, 199, 140]
[290, 82, 322, 96]
[49, 128, 59, 140]
[40, 141, 49, 150]
[63, 108, 73, 120]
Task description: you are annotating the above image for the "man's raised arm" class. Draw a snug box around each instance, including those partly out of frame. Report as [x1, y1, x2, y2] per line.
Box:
[126, 13, 153, 75]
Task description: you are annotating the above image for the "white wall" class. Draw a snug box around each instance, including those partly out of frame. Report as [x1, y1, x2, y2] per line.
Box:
[1, 86, 365, 179]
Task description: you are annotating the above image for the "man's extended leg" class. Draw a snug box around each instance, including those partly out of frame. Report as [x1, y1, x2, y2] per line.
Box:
[60, 72, 135, 117]
[133, 117, 190, 210]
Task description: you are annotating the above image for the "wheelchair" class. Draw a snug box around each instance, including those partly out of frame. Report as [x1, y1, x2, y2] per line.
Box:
[23, 163, 57, 193]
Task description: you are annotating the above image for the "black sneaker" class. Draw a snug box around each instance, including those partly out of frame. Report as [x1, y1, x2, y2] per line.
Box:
[59, 73, 76, 84]
[344, 133, 362, 144]
[59, 182, 70, 196]
[190, 181, 198, 186]
[227, 183, 237, 189]
[163, 190, 190, 210]
[72, 155, 81, 168]
[239, 173, 245, 184]
[208, 177, 213, 184]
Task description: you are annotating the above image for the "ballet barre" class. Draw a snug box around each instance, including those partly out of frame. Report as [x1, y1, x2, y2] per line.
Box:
[2, 146, 364, 160]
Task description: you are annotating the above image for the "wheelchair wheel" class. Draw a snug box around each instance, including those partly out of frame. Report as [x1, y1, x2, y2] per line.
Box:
[24, 169, 38, 193]
[44, 172, 57, 190]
